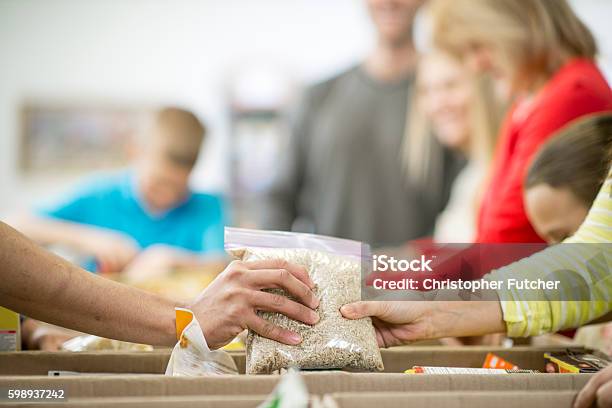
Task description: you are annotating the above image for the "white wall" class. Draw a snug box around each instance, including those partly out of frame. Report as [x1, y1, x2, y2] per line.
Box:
[570, 0, 612, 78]
[0, 0, 373, 213]
[0, 0, 611, 214]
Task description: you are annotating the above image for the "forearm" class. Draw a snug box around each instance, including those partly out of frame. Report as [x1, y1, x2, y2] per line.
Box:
[164, 249, 209, 269]
[0, 222, 179, 346]
[21, 319, 79, 350]
[7, 213, 95, 251]
[488, 245, 611, 337]
[426, 301, 506, 339]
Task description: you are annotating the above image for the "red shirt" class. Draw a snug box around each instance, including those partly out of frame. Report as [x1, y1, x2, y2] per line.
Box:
[476, 59, 612, 243]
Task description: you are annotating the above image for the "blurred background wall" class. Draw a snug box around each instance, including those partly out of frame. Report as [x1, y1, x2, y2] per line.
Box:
[0, 0, 610, 216]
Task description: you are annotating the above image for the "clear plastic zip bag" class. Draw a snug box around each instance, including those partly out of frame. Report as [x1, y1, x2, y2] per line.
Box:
[225, 227, 384, 374]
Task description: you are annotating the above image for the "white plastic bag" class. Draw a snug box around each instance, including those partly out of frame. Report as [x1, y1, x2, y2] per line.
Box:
[165, 308, 238, 376]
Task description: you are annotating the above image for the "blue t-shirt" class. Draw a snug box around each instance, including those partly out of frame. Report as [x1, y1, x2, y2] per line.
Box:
[39, 170, 227, 270]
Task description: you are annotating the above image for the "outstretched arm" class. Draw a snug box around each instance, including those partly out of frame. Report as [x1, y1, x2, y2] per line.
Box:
[342, 169, 612, 346]
[0, 221, 178, 346]
[0, 221, 319, 349]
[341, 301, 504, 348]
[7, 213, 139, 273]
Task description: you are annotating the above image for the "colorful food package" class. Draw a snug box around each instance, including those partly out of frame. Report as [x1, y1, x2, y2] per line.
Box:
[0, 306, 20, 351]
[405, 366, 539, 374]
[225, 227, 384, 374]
[544, 349, 610, 373]
[482, 352, 519, 370]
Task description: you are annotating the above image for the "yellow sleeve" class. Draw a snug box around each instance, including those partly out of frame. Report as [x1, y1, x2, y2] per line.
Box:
[487, 170, 612, 337]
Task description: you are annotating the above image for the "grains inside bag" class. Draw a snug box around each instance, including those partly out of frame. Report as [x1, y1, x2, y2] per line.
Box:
[227, 244, 384, 374]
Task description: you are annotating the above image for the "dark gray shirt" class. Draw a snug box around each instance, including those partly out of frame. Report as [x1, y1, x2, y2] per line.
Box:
[263, 65, 463, 247]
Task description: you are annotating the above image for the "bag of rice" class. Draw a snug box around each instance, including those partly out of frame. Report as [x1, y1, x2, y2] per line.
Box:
[225, 227, 384, 374]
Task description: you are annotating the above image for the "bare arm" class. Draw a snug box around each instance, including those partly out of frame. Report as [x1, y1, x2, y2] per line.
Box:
[121, 245, 222, 283]
[341, 301, 505, 348]
[0, 221, 179, 346]
[6, 213, 139, 273]
[8, 213, 100, 249]
[0, 221, 319, 349]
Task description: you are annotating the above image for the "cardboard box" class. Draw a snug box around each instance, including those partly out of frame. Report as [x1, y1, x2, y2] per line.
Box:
[378, 345, 572, 372]
[0, 347, 594, 407]
[0, 306, 20, 351]
[317, 391, 578, 408]
[0, 346, 581, 376]
[0, 392, 580, 408]
[0, 350, 172, 376]
[2, 395, 270, 408]
[0, 372, 593, 398]
[0, 391, 579, 408]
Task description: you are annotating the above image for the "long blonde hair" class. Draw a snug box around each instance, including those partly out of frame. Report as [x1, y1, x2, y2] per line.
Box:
[430, 0, 597, 92]
[403, 52, 501, 187]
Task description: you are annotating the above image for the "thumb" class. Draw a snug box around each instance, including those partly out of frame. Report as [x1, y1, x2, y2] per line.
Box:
[341, 301, 382, 319]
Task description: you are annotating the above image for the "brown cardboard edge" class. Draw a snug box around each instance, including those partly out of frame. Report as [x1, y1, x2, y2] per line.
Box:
[0, 346, 585, 375]
[3, 395, 271, 408]
[0, 350, 172, 376]
[318, 391, 579, 408]
[0, 372, 594, 397]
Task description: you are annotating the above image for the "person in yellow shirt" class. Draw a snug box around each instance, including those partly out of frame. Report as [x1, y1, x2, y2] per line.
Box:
[341, 129, 611, 407]
[497, 113, 611, 337]
[342, 166, 610, 407]
[342, 114, 611, 341]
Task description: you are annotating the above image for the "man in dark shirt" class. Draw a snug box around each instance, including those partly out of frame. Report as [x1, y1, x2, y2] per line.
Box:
[263, 0, 463, 247]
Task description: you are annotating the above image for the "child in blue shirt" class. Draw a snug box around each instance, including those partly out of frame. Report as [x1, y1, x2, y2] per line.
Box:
[13, 107, 227, 275]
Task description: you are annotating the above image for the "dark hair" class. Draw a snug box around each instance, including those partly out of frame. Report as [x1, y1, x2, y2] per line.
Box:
[526, 113, 612, 206]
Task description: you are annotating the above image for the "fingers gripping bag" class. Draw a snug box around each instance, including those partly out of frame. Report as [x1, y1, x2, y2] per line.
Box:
[166, 308, 238, 376]
[225, 227, 383, 374]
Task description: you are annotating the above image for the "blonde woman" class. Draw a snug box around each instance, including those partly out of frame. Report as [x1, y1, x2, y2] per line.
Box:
[429, 0, 612, 246]
[404, 51, 501, 243]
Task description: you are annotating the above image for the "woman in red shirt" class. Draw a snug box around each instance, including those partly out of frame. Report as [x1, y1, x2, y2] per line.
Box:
[431, 0, 612, 244]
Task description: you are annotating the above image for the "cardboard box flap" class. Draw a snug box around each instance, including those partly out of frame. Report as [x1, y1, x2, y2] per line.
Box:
[8, 395, 270, 408]
[0, 346, 583, 376]
[379, 346, 585, 372]
[0, 372, 592, 398]
[318, 391, 578, 408]
[0, 375, 278, 397]
[303, 372, 592, 393]
[0, 351, 171, 376]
